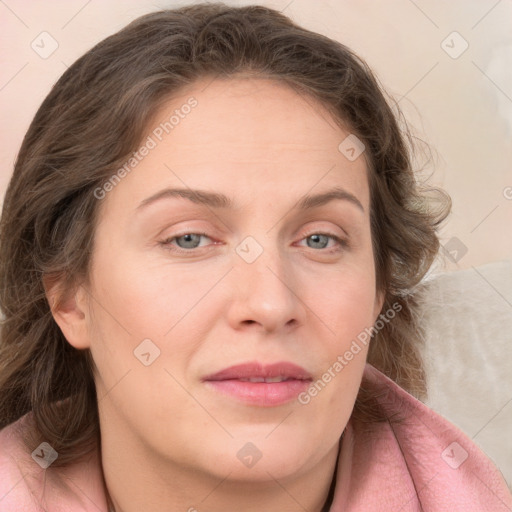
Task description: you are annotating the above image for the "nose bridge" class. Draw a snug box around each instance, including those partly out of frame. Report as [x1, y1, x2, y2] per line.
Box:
[229, 232, 302, 331]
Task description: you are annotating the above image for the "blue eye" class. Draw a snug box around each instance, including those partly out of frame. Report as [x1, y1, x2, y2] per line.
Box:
[161, 233, 212, 251]
[297, 233, 348, 253]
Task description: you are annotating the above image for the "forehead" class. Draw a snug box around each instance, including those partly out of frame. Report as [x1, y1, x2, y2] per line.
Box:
[98, 76, 370, 218]
[159, 76, 349, 157]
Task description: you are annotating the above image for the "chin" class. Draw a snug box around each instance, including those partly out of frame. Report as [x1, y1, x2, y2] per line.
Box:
[197, 429, 328, 482]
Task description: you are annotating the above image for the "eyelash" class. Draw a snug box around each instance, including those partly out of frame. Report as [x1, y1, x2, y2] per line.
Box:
[159, 231, 348, 255]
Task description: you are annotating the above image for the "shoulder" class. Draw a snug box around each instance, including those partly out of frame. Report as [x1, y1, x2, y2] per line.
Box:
[0, 415, 41, 511]
[0, 414, 108, 512]
[347, 364, 512, 511]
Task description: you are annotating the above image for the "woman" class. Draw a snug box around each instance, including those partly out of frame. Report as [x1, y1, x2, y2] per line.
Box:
[0, 3, 510, 511]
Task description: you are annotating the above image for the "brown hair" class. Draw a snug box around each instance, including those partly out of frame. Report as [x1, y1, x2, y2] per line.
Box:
[0, 2, 450, 466]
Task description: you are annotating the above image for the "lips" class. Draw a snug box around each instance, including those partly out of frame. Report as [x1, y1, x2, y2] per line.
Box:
[203, 362, 312, 406]
[204, 361, 312, 381]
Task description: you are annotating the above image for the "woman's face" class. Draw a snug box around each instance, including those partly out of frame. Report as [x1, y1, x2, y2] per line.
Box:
[68, 77, 383, 482]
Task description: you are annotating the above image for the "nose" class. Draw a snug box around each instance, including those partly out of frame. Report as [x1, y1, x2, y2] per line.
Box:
[225, 240, 306, 334]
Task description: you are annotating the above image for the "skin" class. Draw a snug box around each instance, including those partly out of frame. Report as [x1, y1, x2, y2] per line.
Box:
[50, 77, 384, 512]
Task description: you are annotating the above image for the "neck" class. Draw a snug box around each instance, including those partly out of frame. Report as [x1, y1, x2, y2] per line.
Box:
[101, 428, 342, 512]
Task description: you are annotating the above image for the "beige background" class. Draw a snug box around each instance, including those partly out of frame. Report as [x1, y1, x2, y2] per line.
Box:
[1, 0, 511, 270]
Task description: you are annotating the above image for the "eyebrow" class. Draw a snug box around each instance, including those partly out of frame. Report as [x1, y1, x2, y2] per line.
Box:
[136, 186, 364, 213]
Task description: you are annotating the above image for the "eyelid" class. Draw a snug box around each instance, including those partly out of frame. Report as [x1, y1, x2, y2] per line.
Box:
[159, 229, 349, 255]
[294, 230, 349, 252]
[160, 231, 215, 251]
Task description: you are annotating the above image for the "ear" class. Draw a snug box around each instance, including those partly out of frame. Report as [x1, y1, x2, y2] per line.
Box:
[44, 276, 91, 350]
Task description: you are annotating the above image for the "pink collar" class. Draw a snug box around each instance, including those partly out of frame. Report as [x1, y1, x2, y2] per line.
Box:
[329, 364, 512, 510]
[1, 364, 510, 511]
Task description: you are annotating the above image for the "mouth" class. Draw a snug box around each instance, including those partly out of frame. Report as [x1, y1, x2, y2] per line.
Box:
[202, 361, 312, 407]
[237, 376, 296, 383]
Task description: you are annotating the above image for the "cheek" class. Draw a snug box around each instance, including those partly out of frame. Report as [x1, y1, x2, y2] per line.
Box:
[295, 273, 375, 439]
[296, 256, 378, 406]
[86, 246, 228, 372]
[86, 250, 220, 432]
[304, 259, 379, 346]
[92, 248, 197, 329]
[311, 275, 375, 392]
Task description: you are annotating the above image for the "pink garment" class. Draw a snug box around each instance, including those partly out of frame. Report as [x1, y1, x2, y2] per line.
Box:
[0, 364, 510, 511]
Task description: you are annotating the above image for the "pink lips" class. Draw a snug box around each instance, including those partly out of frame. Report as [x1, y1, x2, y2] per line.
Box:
[203, 362, 312, 406]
